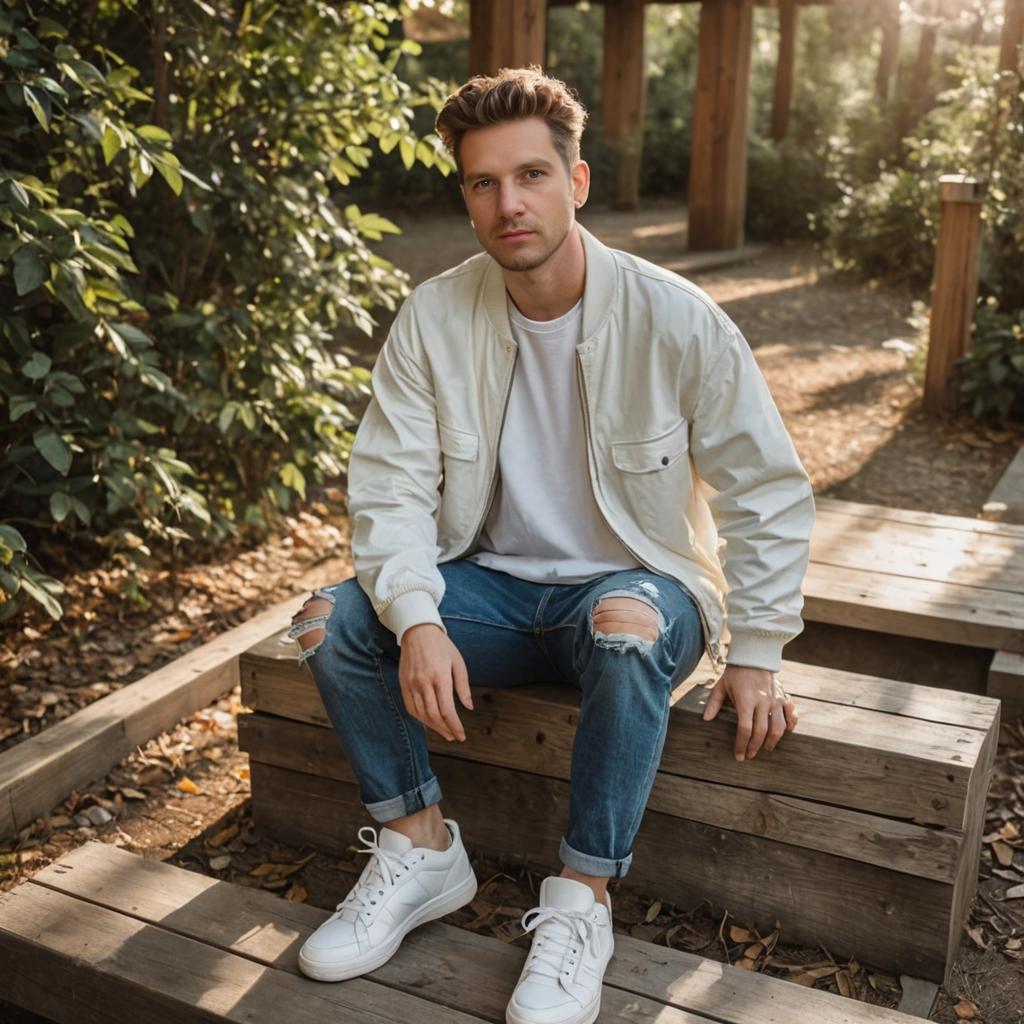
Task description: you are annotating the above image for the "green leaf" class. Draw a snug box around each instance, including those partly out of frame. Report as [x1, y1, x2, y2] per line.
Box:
[110, 322, 153, 350]
[102, 124, 122, 164]
[155, 160, 183, 195]
[13, 257, 46, 296]
[21, 351, 52, 380]
[18, 572, 63, 620]
[279, 462, 306, 500]
[50, 491, 71, 523]
[137, 123, 173, 144]
[33, 427, 72, 475]
[399, 137, 416, 171]
[9, 395, 36, 421]
[0, 525, 27, 555]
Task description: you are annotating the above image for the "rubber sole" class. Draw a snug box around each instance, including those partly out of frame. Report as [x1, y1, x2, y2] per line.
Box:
[298, 866, 479, 982]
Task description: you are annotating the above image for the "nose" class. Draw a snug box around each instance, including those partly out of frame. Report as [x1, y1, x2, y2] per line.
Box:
[496, 182, 526, 221]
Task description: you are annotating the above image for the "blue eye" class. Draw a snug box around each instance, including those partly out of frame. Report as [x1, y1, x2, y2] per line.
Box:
[526, 169, 543, 180]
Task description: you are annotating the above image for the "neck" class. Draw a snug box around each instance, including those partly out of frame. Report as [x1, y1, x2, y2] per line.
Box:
[503, 223, 586, 321]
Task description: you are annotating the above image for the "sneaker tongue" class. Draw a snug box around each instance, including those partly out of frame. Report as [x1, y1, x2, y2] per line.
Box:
[377, 826, 414, 856]
[540, 876, 596, 912]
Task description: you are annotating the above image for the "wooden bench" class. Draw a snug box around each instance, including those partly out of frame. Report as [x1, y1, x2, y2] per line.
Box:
[0, 841, 930, 1023]
[797, 498, 1024, 717]
[239, 632, 999, 987]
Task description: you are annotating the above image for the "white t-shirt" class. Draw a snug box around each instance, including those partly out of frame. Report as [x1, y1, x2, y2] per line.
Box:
[467, 296, 640, 583]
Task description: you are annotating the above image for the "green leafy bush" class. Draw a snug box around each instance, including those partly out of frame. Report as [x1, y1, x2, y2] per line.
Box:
[0, 0, 452, 620]
[958, 300, 1024, 421]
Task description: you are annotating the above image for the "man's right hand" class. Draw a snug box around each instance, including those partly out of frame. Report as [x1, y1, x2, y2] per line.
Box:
[398, 624, 473, 742]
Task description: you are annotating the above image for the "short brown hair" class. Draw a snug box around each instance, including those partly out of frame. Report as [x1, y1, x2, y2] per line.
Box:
[435, 66, 588, 181]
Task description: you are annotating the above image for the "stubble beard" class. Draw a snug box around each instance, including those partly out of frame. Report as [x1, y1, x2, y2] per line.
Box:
[487, 217, 573, 273]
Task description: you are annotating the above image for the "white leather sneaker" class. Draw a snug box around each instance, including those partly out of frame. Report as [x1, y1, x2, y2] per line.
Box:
[506, 876, 615, 1024]
[298, 817, 477, 982]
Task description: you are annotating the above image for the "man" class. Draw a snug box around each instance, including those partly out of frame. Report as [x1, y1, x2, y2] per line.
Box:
[288, 66, 814, 1024]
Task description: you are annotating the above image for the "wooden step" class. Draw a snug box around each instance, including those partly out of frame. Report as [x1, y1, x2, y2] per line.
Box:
[239, 636, 999, 985]
[0, 842, 925, 1024]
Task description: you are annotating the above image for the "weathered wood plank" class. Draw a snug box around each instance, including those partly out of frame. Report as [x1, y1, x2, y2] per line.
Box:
[801, 561, 1024, 652]
[811, 508, 1024, 594]
[247, 759, 956, 982]
[239, 711, 964, 884]
[0, 882, 483, 1024]
[241, 650, 987, 829]
[0, 593, 306, 840]
[814, 496, 1024, 541]
[988, 650, 1024, 698]
[33, 842, 924, 1024]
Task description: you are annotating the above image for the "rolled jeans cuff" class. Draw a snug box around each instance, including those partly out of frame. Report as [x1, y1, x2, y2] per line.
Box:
[363, 775, 443, 823]
[559, 835, 633, 879]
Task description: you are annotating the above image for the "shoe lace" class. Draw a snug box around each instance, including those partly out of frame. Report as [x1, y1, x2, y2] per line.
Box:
[334, 825, 424, 921]
[521, 906, 596, 982]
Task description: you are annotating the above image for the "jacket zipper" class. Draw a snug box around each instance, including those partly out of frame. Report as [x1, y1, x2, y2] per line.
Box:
[451, 345, 519, 560]
[574, 354, 720, 666]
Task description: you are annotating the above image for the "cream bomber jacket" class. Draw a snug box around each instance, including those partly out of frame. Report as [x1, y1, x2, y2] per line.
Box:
[346, 225, 816, 673]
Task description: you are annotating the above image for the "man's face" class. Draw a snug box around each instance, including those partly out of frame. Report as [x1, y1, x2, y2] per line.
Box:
[459, 116, 589, 273]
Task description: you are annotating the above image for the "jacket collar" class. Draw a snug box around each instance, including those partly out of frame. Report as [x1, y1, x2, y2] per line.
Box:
[481, 222, 618, 344]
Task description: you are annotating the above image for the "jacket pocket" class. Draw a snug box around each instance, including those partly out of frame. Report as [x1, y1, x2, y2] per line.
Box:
[609, 418, 691, 548]
[438, 421, 480, 462]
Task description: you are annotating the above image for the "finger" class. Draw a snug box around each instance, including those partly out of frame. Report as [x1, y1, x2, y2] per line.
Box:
[782, 698, 799, 732]
[764, 703, 788, 752]
[420, 686, 453, 742]
[452, 650, 474, 711]
[703, 680, 725, 721]
[734, 704, 753, 761]
[435, 679, 465, 742]
[746, 702, 770, 760]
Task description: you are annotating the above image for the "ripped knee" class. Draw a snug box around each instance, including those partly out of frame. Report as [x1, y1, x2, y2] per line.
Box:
[287, 590, 336, 665]
[590, 594, 664, 654]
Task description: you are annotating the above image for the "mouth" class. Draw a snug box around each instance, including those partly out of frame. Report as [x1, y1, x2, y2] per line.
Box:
[497, 229, 535, 241]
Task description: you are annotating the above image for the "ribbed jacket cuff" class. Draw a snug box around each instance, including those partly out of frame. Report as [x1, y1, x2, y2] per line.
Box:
[725, 632, 787, 673]
[380, 590, 446, 645]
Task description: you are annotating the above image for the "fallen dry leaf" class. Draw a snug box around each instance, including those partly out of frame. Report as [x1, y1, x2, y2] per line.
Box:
[176, 777, 200, 795]
[991, 840, 1015, 867]
[285, 883, 308, 903]
[729, 924, 753, 943]
[953, 998, 978, 1019]
[207, 823, 240, 849]
[644, 900, 662, 923]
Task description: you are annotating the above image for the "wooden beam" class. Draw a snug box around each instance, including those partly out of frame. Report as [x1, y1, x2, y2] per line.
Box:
[770, 0, 797, 140]
[687, 0, 754, 250]
[924, 175, 985, 415]
[0, 593, 304, 840]
[1000, 0, 1024, 73]
[603, 0, 647, 209]
[468, 0, 547, 77]
[875, 0, 900, 101]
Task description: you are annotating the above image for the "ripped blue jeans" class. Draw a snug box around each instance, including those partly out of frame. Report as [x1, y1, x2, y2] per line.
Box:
[288, 560, 704, 878]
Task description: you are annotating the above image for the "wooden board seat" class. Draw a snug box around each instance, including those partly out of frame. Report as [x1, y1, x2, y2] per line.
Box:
[795, 498, 1024, 703]
[238, 632, 1000, 986]
[0, 841, 927, 1024]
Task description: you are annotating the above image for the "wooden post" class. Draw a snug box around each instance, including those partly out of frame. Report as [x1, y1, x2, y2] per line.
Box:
[603, 0, 647, 209]
[924, 175, 985, 415]
[468, 0, 547, 77]
[771, 0, 797, 141]
[1000, 0, 1024, 73]
[687, 0, 754, 251]
[875, 0, 900, 101]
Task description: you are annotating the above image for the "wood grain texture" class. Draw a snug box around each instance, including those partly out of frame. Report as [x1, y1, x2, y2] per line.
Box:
[239, 710, 964, 884]
[248, 758, 956, 982]
[29, 842, 925, 1024]
[0, 593, 305, 840]
[687, 0, 754, 250]
[0, 882, 482, 1024]
[241, 647, 992, 829]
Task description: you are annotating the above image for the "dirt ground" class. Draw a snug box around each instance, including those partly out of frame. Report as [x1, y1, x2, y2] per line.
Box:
[2, 202, 1023, 1022]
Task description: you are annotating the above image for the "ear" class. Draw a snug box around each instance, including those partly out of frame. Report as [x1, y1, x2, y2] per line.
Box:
[571, 160, 591, 211]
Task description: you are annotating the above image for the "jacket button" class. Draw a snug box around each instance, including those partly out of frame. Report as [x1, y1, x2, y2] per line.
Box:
[661, 456, 670, 466]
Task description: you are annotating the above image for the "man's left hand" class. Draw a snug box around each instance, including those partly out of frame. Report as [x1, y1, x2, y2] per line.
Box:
[702, 665, 798, 761]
